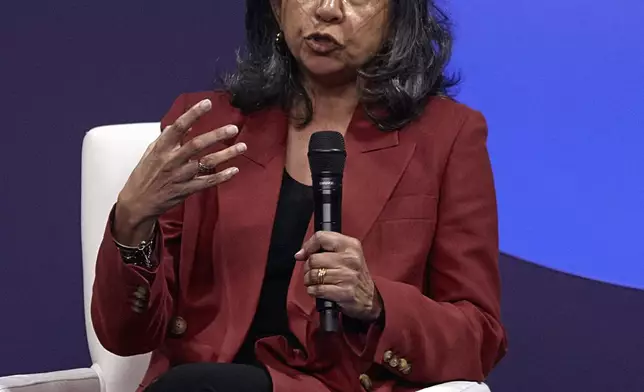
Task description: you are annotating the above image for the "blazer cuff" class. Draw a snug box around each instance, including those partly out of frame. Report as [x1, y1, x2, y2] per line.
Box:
[341, 288, 385, 360]
[369, 276, 420, 377]
[106, 204, 162, 283]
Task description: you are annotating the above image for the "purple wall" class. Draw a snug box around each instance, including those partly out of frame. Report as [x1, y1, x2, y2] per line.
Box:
[1, 0, 243, 375]
[2, 2, 643, 391]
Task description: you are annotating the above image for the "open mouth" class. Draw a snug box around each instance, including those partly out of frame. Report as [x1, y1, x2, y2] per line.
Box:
[304, 32, 343, 54]
[305, 33, 342, 47]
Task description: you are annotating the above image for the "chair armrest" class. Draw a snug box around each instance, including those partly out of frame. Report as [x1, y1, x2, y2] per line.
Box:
[417, 381, 491, 392]
[0, 368, 100, 392]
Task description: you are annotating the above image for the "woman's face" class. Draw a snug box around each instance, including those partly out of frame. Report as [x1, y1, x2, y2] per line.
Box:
[273, 0, 388, 83]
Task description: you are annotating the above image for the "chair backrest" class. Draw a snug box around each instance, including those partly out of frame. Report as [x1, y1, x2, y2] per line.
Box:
[80, 123, 161, 392]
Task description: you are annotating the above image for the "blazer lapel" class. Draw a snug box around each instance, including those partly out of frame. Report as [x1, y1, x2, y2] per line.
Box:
[216, 107, 288, 360]
[342, 108, 417, 242]
[288, 107, 417, 334]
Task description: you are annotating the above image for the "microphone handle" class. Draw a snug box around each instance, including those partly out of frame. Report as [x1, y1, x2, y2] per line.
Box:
[313, 174, 342, 333]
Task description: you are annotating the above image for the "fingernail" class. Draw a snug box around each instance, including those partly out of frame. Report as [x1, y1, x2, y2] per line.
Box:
[200, 99, 212, 110]
[294, 249, 303, 258]
[226, 125, 239, 136]
[237, 143, 247, 153]
[228, 167, 239, 175]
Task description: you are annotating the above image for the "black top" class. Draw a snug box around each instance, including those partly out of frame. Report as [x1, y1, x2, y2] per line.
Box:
[234, 170, 313, 365]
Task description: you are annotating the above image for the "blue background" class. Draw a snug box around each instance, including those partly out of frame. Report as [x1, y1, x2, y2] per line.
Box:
[452, 0, 644, 289]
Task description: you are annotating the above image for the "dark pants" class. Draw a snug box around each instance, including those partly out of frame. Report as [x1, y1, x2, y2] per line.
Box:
[144, 363, 273, 392]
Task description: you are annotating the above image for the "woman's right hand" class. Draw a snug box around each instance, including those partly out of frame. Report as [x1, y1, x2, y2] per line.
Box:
[113, 98, 246, 246]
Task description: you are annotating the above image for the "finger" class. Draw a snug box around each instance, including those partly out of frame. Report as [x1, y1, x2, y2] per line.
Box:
[304, 252, 344, 271]
[295, 231, 359, 261]
[295, 232, 329, 260]
[310, 251, 363, 271]
[178, 166, 239, 197]
[199, 142, 247, 170]
[157, 99, 212, 150]
[171, 142, 246, 183]
[306, 285, 351, 302]
[171, 159, 202, 183]
[303, 267, 349, 287]
[168, 125, 239, 167]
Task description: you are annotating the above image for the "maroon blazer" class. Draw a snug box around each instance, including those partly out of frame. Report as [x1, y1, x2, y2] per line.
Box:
[91, 91, 507, 392]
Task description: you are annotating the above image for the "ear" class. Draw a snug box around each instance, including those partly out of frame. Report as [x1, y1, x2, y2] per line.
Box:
[270, 0, 282, 26]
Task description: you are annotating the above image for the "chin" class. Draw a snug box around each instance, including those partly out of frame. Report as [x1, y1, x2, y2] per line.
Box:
[303, 56, 343, 73]
[300, 57, 353, 82]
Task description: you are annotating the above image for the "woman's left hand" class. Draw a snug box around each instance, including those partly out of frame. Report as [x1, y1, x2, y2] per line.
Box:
[295, 231, 383, 322]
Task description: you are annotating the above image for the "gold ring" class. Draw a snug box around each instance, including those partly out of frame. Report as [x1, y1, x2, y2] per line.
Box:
[317, 268, 327, 285]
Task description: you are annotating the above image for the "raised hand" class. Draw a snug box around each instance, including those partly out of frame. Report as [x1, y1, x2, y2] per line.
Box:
[114, 99, 246, 245]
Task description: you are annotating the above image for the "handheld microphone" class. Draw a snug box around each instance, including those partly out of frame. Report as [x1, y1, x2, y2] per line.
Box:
[307, 131, 346, 333]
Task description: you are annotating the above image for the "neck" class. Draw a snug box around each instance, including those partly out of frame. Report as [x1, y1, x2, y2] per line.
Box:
[301, 74, 359, 122]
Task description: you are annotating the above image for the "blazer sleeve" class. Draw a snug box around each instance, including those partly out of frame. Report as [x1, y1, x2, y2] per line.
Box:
[91, 94, 188, 356]
[343, 110, 507, 383]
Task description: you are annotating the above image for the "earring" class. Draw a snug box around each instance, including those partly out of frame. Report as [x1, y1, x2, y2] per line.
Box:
[274, 31, 287, 55]
[275, 31, 283, 45]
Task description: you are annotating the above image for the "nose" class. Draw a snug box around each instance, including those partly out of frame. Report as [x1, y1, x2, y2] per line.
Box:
[315, 0, 344, 24]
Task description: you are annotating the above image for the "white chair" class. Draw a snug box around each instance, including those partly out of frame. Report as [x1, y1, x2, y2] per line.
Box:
[0, 123, 491, 392]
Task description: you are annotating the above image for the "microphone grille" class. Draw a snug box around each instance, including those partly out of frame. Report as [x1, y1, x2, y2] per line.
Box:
[308, 131, 346, 175]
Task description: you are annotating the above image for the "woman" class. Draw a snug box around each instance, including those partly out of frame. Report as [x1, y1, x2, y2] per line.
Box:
[91, 0, 507, 391]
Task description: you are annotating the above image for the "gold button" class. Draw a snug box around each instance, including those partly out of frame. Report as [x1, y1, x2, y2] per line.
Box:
[131, 295, 147, 312]
[135, 286, 149, 297]
[359, 374, 373, 391]
[170, 316, 187, 336]
[133, 289, 148, 300]
[401, 363, 412, 375]
[388, 357, 399, 368]
[383, 350, 394, 362]
[398, 358, 411, 374]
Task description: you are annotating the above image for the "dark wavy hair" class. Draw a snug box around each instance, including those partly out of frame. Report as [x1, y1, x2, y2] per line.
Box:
[224, 0, 459, 131]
